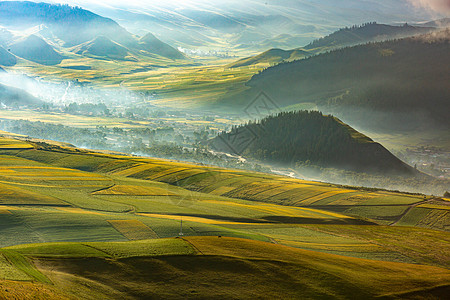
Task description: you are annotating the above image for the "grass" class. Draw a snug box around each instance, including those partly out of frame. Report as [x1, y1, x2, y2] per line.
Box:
[303, 225, 450, 268]
[108, 220, 159, 240]
[0, 250, 50, 283]
[86, 238, 195, 258]
[2, 237, 449, 299]
[0, 182, 66, 205]
[0, 135, 449, 298]
[4, 243, 110, 259]
[0, 252, 32, 281]
[93, 185, 177, 196]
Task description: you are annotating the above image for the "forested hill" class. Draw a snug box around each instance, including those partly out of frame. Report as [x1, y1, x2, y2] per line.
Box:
[209, 111, 418, 176]
[304, 22, 435, 50]
[224, 30, 450, 132]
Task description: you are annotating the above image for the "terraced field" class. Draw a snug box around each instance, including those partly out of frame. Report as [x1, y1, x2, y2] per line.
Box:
[0, 134, 448, 298]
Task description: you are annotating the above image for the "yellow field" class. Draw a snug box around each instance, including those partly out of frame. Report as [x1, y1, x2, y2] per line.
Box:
[295, 189, 354, 205]
[111, 163, 154, 177]
[0, 182, 65, 205]
[277, 239, 385, 252]
[417, 204, 450, 210]
[93, 185, 176, 196]
[108, 220, 158, 240]
[0, 138, 33, 149]
[55, 207, 106, 216]
[138, 213, 266, 225]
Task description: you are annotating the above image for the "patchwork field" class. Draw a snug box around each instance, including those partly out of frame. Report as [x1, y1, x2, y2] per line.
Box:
[0, 134, 448, 298]
[6, 55, 259, 108]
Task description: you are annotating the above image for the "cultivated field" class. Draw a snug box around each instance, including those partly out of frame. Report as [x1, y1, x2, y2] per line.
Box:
[0, 135, 449, 298]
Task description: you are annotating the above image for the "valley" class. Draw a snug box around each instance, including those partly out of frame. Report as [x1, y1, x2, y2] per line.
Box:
[0, 1, 448, 299]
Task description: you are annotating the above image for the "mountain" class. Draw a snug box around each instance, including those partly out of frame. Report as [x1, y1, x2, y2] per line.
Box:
[0, 2, 186, 61]
[0, 83, 43, 107]
[222, 30, 450, 133]
[9, 34, 62, 65]
[229, 22, 434, 68]
[229, 48, 310, 68]
[0, 46, 16, 66]
[138, 33, 185, 60]
[304, 22, 436, 51]
[87, 0, 443, 52]
[209, 111, 418, 176]
[0, 1, 134, 47]
[72, 36, 132, 61]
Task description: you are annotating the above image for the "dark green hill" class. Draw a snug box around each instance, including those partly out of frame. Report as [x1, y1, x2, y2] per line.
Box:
[138, 33, 185, 60]
[209, 111, 418, 176]
[72, 36, 131, 61]
[0, 46, 16, 66]
[304, 22, 435, 51]
[0, 83, 43, 107]
[9, 35, 62, 65]
[223, 30, 450, 132]
[229, 48, 309, 68]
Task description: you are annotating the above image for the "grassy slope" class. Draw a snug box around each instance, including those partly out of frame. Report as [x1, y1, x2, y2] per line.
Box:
[1, 237, 449, 299]
[0, 135, 449, 298]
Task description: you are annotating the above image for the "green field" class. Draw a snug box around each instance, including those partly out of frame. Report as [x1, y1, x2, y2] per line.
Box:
[0, 135, 449, 298]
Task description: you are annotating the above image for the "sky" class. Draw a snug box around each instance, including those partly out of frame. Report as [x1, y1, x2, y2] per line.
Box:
[2, 0, 449, 16]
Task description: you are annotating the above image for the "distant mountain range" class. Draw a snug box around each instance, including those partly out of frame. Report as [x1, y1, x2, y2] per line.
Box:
[84, 0, 446, 52]
[0, 1, 185, 66]
[209, 111, 419, 176]
[229, 22, 438, 68]
[220, 29, 450, 133]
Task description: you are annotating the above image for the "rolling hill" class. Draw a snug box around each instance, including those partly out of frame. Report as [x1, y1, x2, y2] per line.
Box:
[138, 33, 186, 60]
[72, 36, 132, 61]
[0, 46, 16, 66]
[0, 133, 449, 298]
[9, 34, 62, 65]
[221, 30, 450, 133]
[229, 48, 309, 68]
[209, 111, 418, 176]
